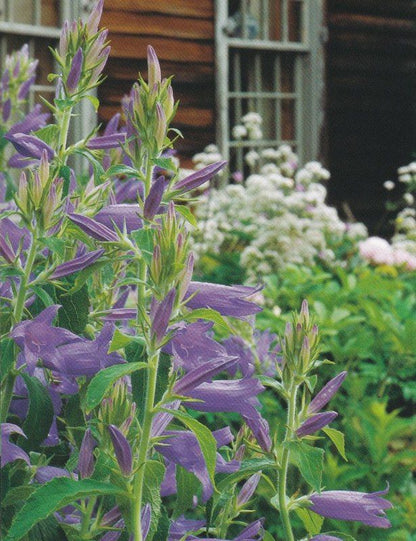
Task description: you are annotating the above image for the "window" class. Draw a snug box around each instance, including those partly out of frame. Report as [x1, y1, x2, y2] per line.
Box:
[215, 0, 325, 174]
[0, 0, 96, 159]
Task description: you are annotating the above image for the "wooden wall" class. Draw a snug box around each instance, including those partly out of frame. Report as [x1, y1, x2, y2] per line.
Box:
[325, 0, 416, 231]
[98, 0, 216, 164]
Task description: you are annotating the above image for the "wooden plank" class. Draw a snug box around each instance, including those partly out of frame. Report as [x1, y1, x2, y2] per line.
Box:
[103, 0, 214, 18]
[108, 34, 214, 63]
[102, 12, 214, 40]
[328, 32, 415, 54]
[329, 0, 415, 18]
[328, 13, 415, 33]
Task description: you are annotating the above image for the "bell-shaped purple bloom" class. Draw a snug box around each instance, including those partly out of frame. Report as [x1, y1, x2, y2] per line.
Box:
[5, 132, 54, 160]
[67, 48, 83, 92]
[35, 466, 72, 483]
[296, 411, 338, 437]
[87, 132, 126, 150]
[7, 104, 49, 136]
[174, 160, 227, 194]
[186, 519, 264, 541]
[17, 74, 36, 100]
[78, 428, 97, 478]
[168, 516, 206, 541]
[150, 288, 176, 345]
[186, 378, 271, 452]
[2, 98, 11, 122]
[308, 371, 347, 414]
[68, 213, 119, 242]
[173, 356, 238, 395]
[156, 427, 239, 502]
[1, 423, 30, 467]
[108, 424, 133, 476]
[94, 204, 143, 233]
[50, 248, 104, 279]
[143, 176, 166, 220]
[185, 282, 262, 318]
[309, 486, 392, 528]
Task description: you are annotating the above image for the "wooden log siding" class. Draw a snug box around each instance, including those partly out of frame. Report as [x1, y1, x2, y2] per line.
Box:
[325, 0, 416, 231]
[98, 1, 216, 163]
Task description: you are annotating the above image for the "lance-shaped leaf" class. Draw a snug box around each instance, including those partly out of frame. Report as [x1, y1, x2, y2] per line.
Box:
[108, 424, 132, 476]
[174, 160, 227, 194]
[50, 248, 104, 279]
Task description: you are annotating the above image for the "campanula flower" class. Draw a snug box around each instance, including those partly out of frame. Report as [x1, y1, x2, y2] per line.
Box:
[1, 423, 30, 467]
[68, 213, 119, 242]
[5, 132, 54, 161]
[296, 411, 338, 437]
[143, 175, 166, 220]
[94, 204, 143, 233]
[174, 160, 227, 194]
[108, 424, 133, 476]
[308, 371, 347, 414]
[309, 486, 392, 528]
[50, 248, 104, 279]
[78, 428, 97, 478]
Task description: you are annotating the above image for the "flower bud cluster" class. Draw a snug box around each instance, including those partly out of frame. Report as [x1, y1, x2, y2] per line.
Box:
[0, 44, 38, 124]
[281, 300, 320, 380]
[97, 380, 136, 440]
[14, 150, 63, 230]
[51, 0, 109, 98]
[123, 46, 177, 162]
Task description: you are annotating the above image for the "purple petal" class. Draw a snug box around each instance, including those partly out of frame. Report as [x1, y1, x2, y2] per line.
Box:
[168, 516, 205, 540]
[108, 424, 132, 476]
[309, 487, 392, 528]
[1, 423, 30, 467]
[86, 0, 104, 34]
[2, 98, 11, 122]
[174, 161, 227, 193]
[17, 74, 36, 100]
[94, 204, 142, 233]
[309, 371, 347, 414]
[50, 248, 104, 279]
[151, 288, 176, 345]
[7, 104, 49, 136]
[310, 536, 343, 541]
[185, 282, 262, 318]
[68, 213, 119, 241]
[237, 472, 261, 506]
[87, 132, 126, 150]
[67, 48, 83, 92]
[5, 132, 54, 160]
[35, 466, 71, 483]
[296, 411, 338, 437]
[174, 356, 238, 395]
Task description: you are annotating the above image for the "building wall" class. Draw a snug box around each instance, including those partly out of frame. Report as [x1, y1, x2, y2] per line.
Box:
[98, 0, 216, 164]
[325, 0, 415, 231]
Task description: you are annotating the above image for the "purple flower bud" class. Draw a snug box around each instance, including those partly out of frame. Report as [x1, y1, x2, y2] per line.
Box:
[108, 424, 133, 476]
[50, 249, 105, 279]
[87, 0, 104, 34]
[141, 503, 151, 540]
[301, 299, 309, 320]
[2, 98, 11, 122]
[155, 102, 166, 148]
[5, 133, 54, 160]
[7, 104, 49, 136]
[147, 45, 161, 88]
[237, 472, 261, 506]
[59, 21, 69, 57]
[35, 466, 71, 483]
[310, 536, 343, 541]
[174, 161, 227, 194]
[296, 411, 338, 437]
[17, 75, 36, 100]
[78, 428, 97, 479]
[309, 371, 347, 414]
[68, 213, 119, 242]
[67, 48, 83, 92]
[151, 288, 176, 345]
[309, 486, 392, 528]
[100, 506, 122, 527]
[174, 356, 237, 395]
[143, 176, 166, 220]
[0, 232, 15, 263]
[87, 132, 126, 150]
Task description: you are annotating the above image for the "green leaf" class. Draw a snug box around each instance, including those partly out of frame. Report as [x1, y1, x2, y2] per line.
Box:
[131, 229, 154, 264]
[4, 478, 123, 541]
[34, 124, 59, 146]
[85, 362, 147, 411]
[39, 237, 66, 258]
[32, 286, 56, 308]
[286, 441, 324, 492]
[56, 283, 90, 334]
[86, 94, 100, 112]
[2, 486, 36, 508]
[162, 409, 217, 489]
[174, 466, 201, 518]
[59, 165, 72, 198]
[1, 338, 15, 382]
[295, 508, 324, 536]
[184, 308, 231, 332]
[217, 457, 276, 491]
[106, 164, 141, 178]
[175, 205, 197, 227]
[323, 427, 347, 461]
[20, 373, 54, 451]
[108, 328, 141, 352]
[151, 157, 176, 171]
[143, 460, 166, 541]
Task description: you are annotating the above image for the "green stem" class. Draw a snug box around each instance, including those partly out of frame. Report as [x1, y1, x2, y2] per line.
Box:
[0, 232, 39, 423]
[80, 496, 96, 539]
[131, 350, 160, 541]
[278, 383, 298, 541]
[57, 106, 72, 162]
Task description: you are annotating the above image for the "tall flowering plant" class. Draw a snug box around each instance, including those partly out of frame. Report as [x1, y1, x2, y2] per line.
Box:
[0, 3, 392, 540]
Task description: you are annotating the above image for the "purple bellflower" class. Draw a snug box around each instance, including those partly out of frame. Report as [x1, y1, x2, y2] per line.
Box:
[143, 175, 166, 220]
[35, 466, 72, 483]
[185, 282, 262, 318]
[66, 47, 83, 92]
[173, 355, 238, 396]
[78, 428, 97, 478]
[296, 411, 338, 437]
[94, 204, 143, 233]
[1, 423, 30, 467]
[186, 519, 264, 541]
[150, 288, 176, 346]
[309, 486, 392, 528]
[87, 132, 126, 150]
[186, 377, 271, 452]
[5, 132, 54, 160]
[236, 472, 262, 507]
[7, 104, 49, 136]
[168, 516, 206, 541]
[174, 160, 227, 194]
[50, 248, 104, 279]
[68, 213, 119, 242]
[310, 536, 343, 541]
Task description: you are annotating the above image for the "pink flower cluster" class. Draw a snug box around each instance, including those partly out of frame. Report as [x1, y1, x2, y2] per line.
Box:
[359, 236, 416, 271]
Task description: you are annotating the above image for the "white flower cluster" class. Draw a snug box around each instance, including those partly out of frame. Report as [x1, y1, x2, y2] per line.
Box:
[232, 112, 263, 141]
[359, 236, 416, 271]
[191, 142, 367, 281]
[192, 144, 224, 171]
[391, 162, 416, 257]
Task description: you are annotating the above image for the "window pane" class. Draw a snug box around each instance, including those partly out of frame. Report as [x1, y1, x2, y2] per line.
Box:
[33, 37, 56, 85]
[288, 0, 303, 42]
[9, 0, 35, 24]
[41, 0, 59, 27]
[281, 98, 295, 140]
